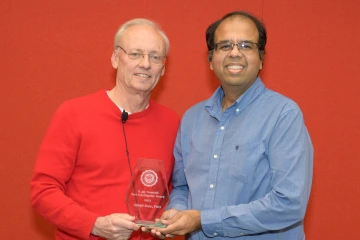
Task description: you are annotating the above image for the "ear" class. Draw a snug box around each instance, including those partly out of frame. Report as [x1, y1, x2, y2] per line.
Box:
[259, 60, 263, 70]
[111, 50, 118, 69]
[161, 65, 165, 76]
[210, 61, 213, 70]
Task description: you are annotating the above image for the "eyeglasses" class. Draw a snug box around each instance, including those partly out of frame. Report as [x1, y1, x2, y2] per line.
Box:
[117, 46, 166, 65]
[213, 41, 259, 53]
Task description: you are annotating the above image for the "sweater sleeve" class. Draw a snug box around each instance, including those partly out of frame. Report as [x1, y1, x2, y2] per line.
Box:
[30, 102, 99, 239]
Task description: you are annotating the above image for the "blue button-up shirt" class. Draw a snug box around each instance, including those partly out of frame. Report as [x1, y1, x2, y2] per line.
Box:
[168, 77, 313, 240]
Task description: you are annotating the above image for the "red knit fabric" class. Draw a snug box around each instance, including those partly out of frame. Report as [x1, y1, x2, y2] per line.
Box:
[30, 91, 180, 240]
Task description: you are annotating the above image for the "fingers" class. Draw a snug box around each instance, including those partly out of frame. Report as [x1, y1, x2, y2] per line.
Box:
[140, 209, 200, 238]
[150, 210, 201, 236]
[165, 208, 180, 219]
[112, 213, 136, 222]
[150, 228, 168, 239]
[140, 225, 174, 239]
[110, 214, 139, 231]
[91, 213, 139, 240]
[165, 233, 175, 238]
[140, 226, 154, 234]
[159, 208, 179, 221]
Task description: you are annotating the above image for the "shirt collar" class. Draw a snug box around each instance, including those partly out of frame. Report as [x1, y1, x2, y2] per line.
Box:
[205, 76, 266, 116]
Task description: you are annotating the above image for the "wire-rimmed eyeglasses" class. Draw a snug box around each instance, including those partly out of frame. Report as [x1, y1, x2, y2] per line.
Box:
[116, 46, 166, 65]
[213, 41, 259, 53]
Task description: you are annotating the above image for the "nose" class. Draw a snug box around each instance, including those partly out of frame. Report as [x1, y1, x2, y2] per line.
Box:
[139, 54, 151, 68]
[229, 43, 243, 57]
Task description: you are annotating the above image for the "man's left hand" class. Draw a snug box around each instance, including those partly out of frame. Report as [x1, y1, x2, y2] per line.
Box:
[151, 210, 201, 237]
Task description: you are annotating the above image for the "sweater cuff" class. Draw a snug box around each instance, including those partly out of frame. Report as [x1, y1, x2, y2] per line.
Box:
[78, 212, 100, 239]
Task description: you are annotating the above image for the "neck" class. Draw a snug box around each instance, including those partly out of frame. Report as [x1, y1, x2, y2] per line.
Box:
[108, 87, 150, 113]
[221, 92, 239, 112]
[221, 97, 231, 112]
[221, 84, 249, 111]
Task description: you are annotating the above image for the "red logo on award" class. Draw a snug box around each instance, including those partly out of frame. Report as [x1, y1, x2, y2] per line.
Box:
[140, 170, 158, 187]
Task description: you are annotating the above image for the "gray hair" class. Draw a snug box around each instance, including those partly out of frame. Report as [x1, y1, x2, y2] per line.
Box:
[114, 18, 170, 55]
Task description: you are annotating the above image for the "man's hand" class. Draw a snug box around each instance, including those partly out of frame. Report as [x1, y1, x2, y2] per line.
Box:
[158, 208, 180, 222]
[141, 209, 179, 239]
[150, 210, 201, 238]
[91, 213, 139, 240]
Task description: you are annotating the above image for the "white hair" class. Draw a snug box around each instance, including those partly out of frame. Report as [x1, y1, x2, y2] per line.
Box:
[114, 18, 170, 55]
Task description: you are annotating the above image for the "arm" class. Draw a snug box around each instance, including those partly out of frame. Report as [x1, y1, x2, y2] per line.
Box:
[157, 109, 313, 237]
[30, 102, 98, 238]
[166, 128, 189, 212]
[201, 109, 314, 237]
[30, 102, 139, 239]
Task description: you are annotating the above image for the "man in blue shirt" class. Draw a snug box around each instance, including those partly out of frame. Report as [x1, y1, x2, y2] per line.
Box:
[149, 11, 313, 239]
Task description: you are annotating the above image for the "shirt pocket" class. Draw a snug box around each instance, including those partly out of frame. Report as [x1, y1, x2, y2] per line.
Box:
[228, 143, 265, 183]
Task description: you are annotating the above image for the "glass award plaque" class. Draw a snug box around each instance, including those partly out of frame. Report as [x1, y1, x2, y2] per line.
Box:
[125, 158, 169, 228]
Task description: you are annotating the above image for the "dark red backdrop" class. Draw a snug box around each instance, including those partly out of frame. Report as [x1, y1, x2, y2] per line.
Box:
[1, 0, 359, 239]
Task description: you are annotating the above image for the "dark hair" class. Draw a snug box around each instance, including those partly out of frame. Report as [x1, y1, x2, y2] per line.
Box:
[206, 11, 267, 61]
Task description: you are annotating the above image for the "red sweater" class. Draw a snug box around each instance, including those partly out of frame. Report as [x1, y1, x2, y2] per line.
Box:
[30, 91, 180, 240]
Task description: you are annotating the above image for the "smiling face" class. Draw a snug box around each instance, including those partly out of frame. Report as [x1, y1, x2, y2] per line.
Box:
[210, 16, 263, 96]
[111, 24, 166, 95]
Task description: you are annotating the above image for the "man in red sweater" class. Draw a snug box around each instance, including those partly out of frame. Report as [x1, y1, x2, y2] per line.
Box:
[30, 18, 180, 240]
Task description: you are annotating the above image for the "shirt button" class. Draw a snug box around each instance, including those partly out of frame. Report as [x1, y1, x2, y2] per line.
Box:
[236, 109, 240, 112]
[240, 233, 244, 236]
[220, 126, 225, 130]
[210, 184, 214, 188]
[213, 232, 218, 236]
[214, 154, 218, 159]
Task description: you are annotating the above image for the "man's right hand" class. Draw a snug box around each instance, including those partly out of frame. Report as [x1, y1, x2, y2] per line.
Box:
[142, 209, 179, 239]
[91, 213, 139, 240]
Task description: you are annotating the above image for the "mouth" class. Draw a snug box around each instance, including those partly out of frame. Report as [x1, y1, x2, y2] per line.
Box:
[226, 64, 244, 69]
[135, 73, 151, 78]
[226, 64, 245, 73]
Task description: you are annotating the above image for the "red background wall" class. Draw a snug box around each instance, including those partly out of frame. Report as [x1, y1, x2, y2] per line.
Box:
[1, 0, 359, 239]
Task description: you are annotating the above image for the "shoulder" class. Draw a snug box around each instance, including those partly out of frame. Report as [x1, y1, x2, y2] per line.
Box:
[64, 90, 106, 106]
[149, 100, 180, 124]
[182, 100, 207, 119]
[261, 89, 302, 113]
[58, 90, 107, 110]
[53, 90, 109, 119]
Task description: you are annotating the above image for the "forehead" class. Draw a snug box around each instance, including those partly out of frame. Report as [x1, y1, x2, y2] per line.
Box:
[121, 25, 165, 51]
[215, 16, 259, 42]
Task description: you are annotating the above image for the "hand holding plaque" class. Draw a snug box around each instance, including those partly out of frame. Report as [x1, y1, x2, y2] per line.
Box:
[125, 158, 169, 228]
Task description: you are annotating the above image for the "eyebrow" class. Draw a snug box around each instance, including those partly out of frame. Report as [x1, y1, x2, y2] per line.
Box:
[215, 40, 231, 44]
[131, 49, 165, 56]
[216, 40, 253, 44]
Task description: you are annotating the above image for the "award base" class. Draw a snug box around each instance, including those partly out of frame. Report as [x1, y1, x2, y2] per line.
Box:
[126, 158, 170, 229]
[136, 220, 167, 228]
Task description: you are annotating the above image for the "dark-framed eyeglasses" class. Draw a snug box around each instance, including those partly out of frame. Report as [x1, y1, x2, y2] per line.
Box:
[213, 41, 259, 53]
[116, 46, 166, 65]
